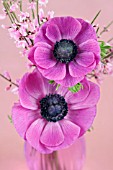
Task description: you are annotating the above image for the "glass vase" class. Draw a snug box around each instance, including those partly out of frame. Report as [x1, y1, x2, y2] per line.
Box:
[24, 137, 85, 170]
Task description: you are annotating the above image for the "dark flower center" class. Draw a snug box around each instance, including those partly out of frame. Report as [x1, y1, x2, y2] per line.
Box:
[40, 94, 68, 122]
[53, 39, 78, 64]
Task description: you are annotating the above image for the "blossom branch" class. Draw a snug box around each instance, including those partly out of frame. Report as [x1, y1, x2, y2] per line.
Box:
[100, 20, 113, 35]
[3, 1, 19, 23]
[7, 2, 19, 22]
[0, 73, 19, 87]
[3, 1, 14, 23]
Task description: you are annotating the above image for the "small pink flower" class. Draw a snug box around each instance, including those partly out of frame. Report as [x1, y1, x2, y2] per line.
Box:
[5, 85, 12, 91]
[20, 22, 28, 29]
[28, 16, 100, 87]
[3, 71, 11, 80]
[10, 3, 18, 12]
[19, 12, 30, 22]
[29, 19, 39, 32]
[16, 40, 27, 48]
[28, 2, 36, 10]
[39, 0, 48, 6]
[19, 27, 27, 36]
[8, 28, 20, 40]
[95, 62, 102, 74]
[20, 49, 28, 57]
[47, 11, 54, 20]
[39, 8, 44, 21]
[12, 70, 100, 153]
[11, 87, 19, 94]
[104, 63, 113, 74]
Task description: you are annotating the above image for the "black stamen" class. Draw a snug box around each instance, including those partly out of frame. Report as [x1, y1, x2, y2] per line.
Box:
[40, 94, 68, 122]
[53, 39, 78, 64]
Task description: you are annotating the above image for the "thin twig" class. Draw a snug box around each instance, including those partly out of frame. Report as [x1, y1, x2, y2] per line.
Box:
[36, 0, 41, 26]
[0, 73, 19, 87]
[107, 37, 113, 43]
[7, 2, 19, 22]
[96, 26, 100, 34]
[3, 1, 14, 23]
[91, 10, 101, 24]
[100, 20, 113, 35]
[19, 0, 22, 11]
[29, 0, 35, 19]
[103, 52, 113, 59]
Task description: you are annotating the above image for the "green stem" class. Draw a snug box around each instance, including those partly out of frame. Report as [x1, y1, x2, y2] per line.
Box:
[32, 9, 35, 19]
[3, 1, 14, 23]
[36, 0, 41, 26]
[19, 0, 22, 11]
[7, 2, 19, 22]
[29, 0, 35, 19]
[96, 26, 100, 34]
[12, 11, 19, 22]
[91, 10, 101, 25]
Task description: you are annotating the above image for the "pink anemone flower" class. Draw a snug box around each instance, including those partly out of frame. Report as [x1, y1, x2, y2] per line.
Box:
[12, 70, 100, 154]
[28, 16, 100, 87]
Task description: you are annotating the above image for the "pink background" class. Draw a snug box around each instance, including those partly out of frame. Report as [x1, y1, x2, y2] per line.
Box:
[0, 0, 113, 170]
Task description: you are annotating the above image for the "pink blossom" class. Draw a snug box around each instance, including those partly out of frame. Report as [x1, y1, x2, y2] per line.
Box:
[12, 69, 100, 153]
[20, 22, 28, 29]
[3, 71, 11, 80]
[39, 0, 48, 6]
[10, 3, 18, 12]
[5, 85, 12, 91]
[11, 87, 19, 94]
[47, 11, 54, 20]
[16, 40, 27, 48]
[20, 49, 28, 57]
[28, 2, 36, 10]
[19, 12, 30, 22]
[29, 19, 39, 32]
[39, 8, 44, 21]
[29, 16, 100, 87]
[19, 27, 27, 36]
[8, 27, 20, 40]
[103, 62, 113, 74]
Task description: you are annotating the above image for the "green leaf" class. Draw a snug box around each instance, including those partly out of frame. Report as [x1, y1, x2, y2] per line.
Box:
[100, 41, 111, 59]
[49, 80, 55, 84]
[68, 83, 83, 93]
[103, 45, 111, 49]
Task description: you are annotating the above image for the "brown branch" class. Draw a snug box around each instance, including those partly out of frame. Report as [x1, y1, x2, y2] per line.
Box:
[0, 73, 19, 87]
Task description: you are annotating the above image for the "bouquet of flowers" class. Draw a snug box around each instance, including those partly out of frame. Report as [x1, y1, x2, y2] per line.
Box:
[0, 0, 113, 170]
